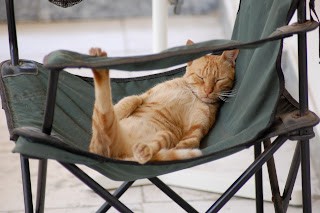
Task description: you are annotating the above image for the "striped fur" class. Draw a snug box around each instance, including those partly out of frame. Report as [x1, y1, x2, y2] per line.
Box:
[89, 42, 239, 164]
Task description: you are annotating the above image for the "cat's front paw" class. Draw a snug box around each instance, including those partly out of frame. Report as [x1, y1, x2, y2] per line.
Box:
[89, 48, 109, 79]
[133, 143, 153, 164]
[89, 47, 107, 57]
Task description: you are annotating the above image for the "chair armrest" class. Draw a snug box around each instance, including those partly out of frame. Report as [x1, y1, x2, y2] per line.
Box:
[12, 127, 66, 146]
[43, 21, 318, 71]
[12, 127, 93, 158]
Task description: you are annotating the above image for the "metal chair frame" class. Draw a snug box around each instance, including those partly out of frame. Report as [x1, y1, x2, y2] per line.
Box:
[4, 0, 316, 212]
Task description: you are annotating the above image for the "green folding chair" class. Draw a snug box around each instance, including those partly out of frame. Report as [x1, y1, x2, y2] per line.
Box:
[1, 0, 319, 212]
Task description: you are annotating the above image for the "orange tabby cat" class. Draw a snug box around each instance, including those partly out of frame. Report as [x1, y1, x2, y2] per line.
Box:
[89, 40, 239, 164]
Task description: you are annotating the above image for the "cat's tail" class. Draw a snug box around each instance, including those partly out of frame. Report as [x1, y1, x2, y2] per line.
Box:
[152, 149, 202, 162]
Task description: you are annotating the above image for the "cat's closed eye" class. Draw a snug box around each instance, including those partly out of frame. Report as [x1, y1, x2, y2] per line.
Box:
[196, 74, 204, 80]
[215, 77, 226, 83]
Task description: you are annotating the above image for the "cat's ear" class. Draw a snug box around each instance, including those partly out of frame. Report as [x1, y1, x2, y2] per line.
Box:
[186, 39, 195, 46]
[186, 40, 195, 65]
[222, 49, 239, 66]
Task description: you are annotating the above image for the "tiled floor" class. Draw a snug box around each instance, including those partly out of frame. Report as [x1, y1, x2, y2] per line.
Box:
[0, 13, 319, 212]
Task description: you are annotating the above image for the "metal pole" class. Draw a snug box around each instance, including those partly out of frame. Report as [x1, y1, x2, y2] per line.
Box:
[34, 70, 60, 213]
[152, 0, 168, 53]
[20, 155, 34, 213]
[149, 177, 198, 213]
[297, 0, 312, 212]
[97, 181, 134, 213]
[5, 0, 19, 66]
[263, 139, 283, 213]
[254, 143, 264, 213]
[60, 163, 133, 213]
[282, 142, 301, 212]
[42, 71, 60, 135]
[300, 139, 312, 213]
[35, 160, 47, 213]
[297, 0, 309, 115]
[206, 136, 287, 213]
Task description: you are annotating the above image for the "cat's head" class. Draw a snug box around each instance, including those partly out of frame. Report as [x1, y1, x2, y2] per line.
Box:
[183, 40, 239, 104]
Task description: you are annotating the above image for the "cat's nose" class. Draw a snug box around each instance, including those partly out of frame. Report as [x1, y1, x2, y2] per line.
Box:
[204, 88, 213, 95]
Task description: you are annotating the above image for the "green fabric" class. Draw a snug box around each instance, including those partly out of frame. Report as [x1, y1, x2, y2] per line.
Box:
[3, 63, 183, 151]
[2, 0, 297, 181]
[201, 0, 291, 153]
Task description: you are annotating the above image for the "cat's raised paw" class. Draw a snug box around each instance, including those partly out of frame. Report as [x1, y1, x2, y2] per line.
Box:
[89, 48, 107, 57]
[133, 143, 153, 164]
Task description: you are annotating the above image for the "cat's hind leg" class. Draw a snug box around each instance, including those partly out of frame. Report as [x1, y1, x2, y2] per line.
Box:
[132, 131, 177, 164]
[132, 130, 203, 163]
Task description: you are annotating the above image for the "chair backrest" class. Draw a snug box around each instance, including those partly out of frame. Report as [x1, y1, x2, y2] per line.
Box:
[201, 0, 296, 152]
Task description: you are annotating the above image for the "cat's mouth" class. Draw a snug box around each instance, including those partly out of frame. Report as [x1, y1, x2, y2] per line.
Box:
[200, 97, 216, 104]
[193, 87, 237, 104]
[189, 88, 219, 104]
[200, 96, 220, 104]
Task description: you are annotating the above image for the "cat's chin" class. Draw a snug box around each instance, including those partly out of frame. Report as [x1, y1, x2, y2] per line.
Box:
[200, 97, 216, 104]
[191, 91, 216, 104]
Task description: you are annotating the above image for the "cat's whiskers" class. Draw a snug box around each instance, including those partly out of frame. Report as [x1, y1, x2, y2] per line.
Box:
[214, 89, 237, 102]
[219, 89, 237, 96]
[218, 96, 229, 102]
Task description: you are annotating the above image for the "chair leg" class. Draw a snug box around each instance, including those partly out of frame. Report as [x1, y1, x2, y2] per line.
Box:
[149, 177, 198, 213]
[254, 142, 264, 213]
[206, 136, 287, 213]
[60, 162, 133, 213]
[20, 155, 34, 213]
[296, 0, 312, 210]
[97, 181, 134, 213]
[263, 139, 283, 213]
[300, 139, 312, 213]
[35, 159, 47, 213]
[282, 142, 301, 212]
